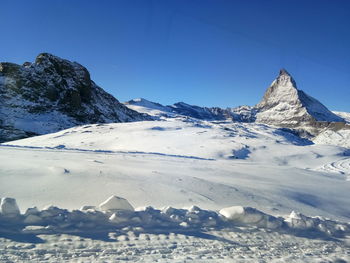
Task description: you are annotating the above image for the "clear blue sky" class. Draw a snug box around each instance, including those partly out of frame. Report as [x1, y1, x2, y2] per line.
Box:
[1, 0, 350, 111]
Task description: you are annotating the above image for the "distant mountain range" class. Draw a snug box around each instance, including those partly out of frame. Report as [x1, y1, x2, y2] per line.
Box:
[126, 69, 350, 138]
[1, 53, 349, 143]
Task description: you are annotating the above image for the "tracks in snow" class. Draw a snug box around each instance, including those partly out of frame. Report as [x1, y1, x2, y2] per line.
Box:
[0, 145, 215, 161]
[315, 158, 350, 180]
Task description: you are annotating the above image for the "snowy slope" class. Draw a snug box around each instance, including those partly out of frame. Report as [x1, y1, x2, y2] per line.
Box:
[2, 119, 350, 221]
[313, 129, 350, 149]
[1, 118, 350, 261]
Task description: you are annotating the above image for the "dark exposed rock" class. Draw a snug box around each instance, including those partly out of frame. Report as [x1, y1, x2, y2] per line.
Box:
[0, 53, 149, 143]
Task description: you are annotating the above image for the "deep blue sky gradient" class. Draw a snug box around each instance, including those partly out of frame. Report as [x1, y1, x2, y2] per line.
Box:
[1, 0, 350, 111]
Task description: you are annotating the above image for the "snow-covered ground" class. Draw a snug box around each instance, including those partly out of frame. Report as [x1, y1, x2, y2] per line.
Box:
[2, 230, 349, 262]
[1, 196, 350, 262]
[1, 118, 350, 261]
[314, 129, 350, 149]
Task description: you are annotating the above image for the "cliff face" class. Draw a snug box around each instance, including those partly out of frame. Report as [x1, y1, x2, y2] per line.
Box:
[0, 53, 148, 142]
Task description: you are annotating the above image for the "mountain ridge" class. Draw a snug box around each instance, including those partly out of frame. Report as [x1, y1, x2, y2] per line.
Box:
[0, 53, 148, 142]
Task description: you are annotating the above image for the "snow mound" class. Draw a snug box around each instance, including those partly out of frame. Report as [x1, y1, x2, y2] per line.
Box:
[99, 195, 134, 212]
[219, 206, 282, 229]
[0, 197, 20, 217]
[285, 211, 348, 236]
[1, 197, 349, 239]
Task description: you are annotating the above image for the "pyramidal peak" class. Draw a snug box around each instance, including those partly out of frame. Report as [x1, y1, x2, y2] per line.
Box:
[255, 69, 344, 131]
[279, 68, 291, 76]
[257, 68, 299, 110]
[273, 68, 297, 88]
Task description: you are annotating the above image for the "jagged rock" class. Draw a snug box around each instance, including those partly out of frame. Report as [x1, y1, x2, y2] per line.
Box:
[0, 53, 149, 143]
[255, 69, 344, 134]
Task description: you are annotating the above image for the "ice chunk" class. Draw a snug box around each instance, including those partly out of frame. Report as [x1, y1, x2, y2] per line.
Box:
[24, 214, 43, 224]
[219, 206, 246, 221]
[0, 197, 20, 216]
[24, 207, 40, 216]
[109, 210, 135, 224]
[99, 195, 134, 212]
[285, 211, 318, 229]
[80, 205, 96, 211]
[219, 206, 282, 229]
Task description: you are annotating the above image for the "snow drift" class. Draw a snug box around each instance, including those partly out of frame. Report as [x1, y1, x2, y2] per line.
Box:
[1, 196, 349, 239]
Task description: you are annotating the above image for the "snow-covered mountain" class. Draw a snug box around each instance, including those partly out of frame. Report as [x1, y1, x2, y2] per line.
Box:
[0, 53, 148, 143]
[125, 98, 174, 118]
[255, 69, 348, 136]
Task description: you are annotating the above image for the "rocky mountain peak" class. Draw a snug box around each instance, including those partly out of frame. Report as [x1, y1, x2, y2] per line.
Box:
[257, 69, 299, 111]
[35, 52, 60, 64]
[275, 68, 297, 87]
[279, 68, 291, 76]
[0, 53, 149, 142]
[255, 69, 344, 134]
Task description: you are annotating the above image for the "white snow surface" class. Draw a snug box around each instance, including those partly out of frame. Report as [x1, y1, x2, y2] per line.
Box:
[1, 119, 350, 219]
[1, 117, 350, 261]
[314, 129, 350, 149]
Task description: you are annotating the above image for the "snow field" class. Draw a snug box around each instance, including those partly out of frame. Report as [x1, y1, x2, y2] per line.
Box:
[1, 118, 350, 261]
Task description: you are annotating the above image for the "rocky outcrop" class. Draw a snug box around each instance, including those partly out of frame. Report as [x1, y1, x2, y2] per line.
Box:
[0, 53, 149, 142]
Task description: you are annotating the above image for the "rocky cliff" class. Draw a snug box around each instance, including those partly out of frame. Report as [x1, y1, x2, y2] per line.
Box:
[0, 53, 148, 142]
